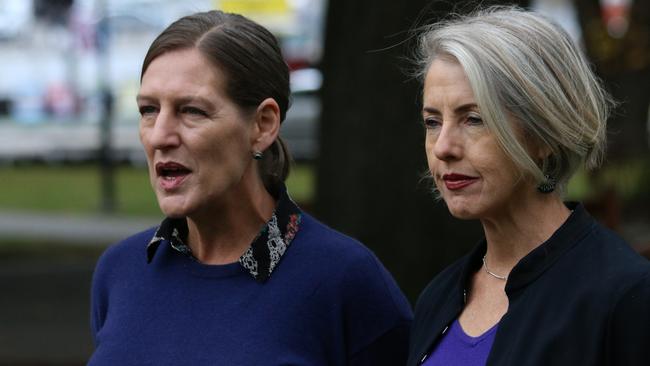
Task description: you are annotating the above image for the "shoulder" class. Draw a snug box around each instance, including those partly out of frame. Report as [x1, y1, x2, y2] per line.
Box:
[550, 218, 650, 323]
[98, 227, 156, 262]
[293, 213, 386, 269]
[577, 221, 650, 283]
[294, 213, 405, 294]
[91, 227, 157, 304]
[296, 213, 368, 251]
[598, 227, 650, 305]
[93, 226, 158, 280]
[291, 211, 412, 314]
[294, 214, 412, 361]
[90, 227, 157, 337]
[606, 269, 650, 361]
[612, 269, 650, 309]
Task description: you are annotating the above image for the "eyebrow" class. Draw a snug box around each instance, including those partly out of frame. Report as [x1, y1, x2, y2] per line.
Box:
[135, 94, 153, 104]
[135, 94, 213, 106]
[423, 103, 479, 115]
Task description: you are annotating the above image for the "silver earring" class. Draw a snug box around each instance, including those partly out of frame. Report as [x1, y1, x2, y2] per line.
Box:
[253, 151, 263, 160]
[537, 175, 556, 193]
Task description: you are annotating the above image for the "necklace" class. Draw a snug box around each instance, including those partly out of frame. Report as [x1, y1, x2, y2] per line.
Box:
[482, 254, 508, 281]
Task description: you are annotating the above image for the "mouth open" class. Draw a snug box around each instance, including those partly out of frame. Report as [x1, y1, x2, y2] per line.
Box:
[155, 162, 192, 190]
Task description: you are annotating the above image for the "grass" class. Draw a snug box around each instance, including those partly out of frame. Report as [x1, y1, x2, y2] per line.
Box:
[0, 164, 159, 216]
[0, 163, 314, 216]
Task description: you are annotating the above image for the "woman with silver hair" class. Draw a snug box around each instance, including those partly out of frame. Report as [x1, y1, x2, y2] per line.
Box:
[408, 7, 650, 366]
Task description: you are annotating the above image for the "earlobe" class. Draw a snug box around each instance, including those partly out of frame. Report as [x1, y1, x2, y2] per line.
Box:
[252, 98, 281, 151]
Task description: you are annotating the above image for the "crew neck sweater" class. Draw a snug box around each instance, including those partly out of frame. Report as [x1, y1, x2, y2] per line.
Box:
[89, 212, 412, 365]
[422, 319, 497, 365]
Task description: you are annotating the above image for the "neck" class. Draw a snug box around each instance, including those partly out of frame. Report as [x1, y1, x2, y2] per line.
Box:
[186, 176, 276, 265]
[480, 192, 570, 275]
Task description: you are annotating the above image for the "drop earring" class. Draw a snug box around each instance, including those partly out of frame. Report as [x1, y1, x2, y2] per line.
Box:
[537, 174, 556, 193]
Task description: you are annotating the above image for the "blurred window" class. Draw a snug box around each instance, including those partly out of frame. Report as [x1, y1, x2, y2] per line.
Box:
[34, 0, 73, 24]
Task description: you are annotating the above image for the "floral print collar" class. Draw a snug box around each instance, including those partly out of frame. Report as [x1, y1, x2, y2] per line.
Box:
[146, 186, 302, 283]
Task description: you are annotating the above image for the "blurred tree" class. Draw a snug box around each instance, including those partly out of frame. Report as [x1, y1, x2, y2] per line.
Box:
[573, 0, 650, 223]
[317, 0, 529, 302]
[97, 0, 116, 214]
[574, 0, 650, 159]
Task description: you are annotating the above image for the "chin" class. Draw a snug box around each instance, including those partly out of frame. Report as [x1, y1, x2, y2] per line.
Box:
[158, 205, 187, 219]
[157, 195, 192, 218]
[447, 208, 477, 220]
[443, 198, 480, 220]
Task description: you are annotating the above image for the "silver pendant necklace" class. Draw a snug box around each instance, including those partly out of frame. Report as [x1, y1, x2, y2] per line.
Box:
[482, 254, 508, 281]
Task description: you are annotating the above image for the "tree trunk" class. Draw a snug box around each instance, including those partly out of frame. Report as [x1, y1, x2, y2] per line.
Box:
[316, 0, 529, 302]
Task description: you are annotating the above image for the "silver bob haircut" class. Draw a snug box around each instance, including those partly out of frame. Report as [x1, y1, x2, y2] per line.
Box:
[415, 6, 612, 193]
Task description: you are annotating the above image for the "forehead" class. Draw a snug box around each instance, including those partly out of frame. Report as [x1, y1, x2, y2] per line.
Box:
[423, 58, 475, 109]
[139, 48, 225, 98]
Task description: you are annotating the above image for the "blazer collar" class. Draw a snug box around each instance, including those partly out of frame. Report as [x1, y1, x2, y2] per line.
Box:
[457, 202, 594, 295]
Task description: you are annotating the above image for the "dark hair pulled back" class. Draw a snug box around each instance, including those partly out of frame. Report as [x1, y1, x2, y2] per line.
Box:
[141, 10, 291, 195]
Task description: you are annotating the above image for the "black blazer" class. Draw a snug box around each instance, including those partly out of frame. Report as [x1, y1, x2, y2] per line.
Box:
[408, 203, 650, 366]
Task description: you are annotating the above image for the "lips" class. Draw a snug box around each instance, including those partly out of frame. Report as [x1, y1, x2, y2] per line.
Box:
[442, 173, 478, 191]
[155, 161, 192, 191]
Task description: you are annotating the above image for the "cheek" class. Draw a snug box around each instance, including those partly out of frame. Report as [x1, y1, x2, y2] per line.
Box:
[138, 128, 155, 175]
[139, 127, 154, 155]
[478, 154, 521, 193]
[196, 131, 249, 174]
[424, 137, 439, 171]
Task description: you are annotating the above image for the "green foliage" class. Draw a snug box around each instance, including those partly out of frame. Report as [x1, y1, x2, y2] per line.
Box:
[286, 163, 314, 205]
[567, 159, 650, 201]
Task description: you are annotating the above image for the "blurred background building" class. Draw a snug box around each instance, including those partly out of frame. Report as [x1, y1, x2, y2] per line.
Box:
[0, 0, 648, 364]
[0, 0, 324, 163]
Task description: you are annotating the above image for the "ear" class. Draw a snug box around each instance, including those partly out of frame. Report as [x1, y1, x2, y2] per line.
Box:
[251, 98, 281, 152]
[534, 144, 553, 163]
[523, 134, 552, 164]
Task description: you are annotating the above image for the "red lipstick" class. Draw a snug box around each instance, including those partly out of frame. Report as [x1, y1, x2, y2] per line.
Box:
[442, 173, 478, 191]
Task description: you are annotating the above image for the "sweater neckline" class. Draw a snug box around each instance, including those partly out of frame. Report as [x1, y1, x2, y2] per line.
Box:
[185, 258, 245, 279]
[452, 319, 499, 346]
[145, 185, 302, 283]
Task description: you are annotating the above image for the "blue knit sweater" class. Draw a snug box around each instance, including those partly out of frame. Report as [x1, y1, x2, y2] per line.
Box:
[89, 213, 412, 365]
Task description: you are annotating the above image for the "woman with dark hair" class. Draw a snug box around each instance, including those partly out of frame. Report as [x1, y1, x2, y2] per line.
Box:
[407, 7, 650, 366]
[89, 10, 411, 365]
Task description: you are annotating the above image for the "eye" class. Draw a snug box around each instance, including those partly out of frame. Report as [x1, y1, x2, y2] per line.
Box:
[466, 114, 483, 126]
[423, 117, 442, 129]
[138, 105, 157, 116]
[181, 106, 208, 117]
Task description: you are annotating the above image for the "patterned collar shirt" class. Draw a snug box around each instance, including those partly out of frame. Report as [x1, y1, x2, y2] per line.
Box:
[146, 187, 302, 283]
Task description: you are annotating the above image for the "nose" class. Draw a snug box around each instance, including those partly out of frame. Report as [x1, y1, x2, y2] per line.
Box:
[142, 110, 181, 150]
[433, 123, 462, 161]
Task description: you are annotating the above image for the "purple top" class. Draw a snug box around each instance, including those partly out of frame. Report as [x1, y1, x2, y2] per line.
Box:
[421, 319, 498, 366]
